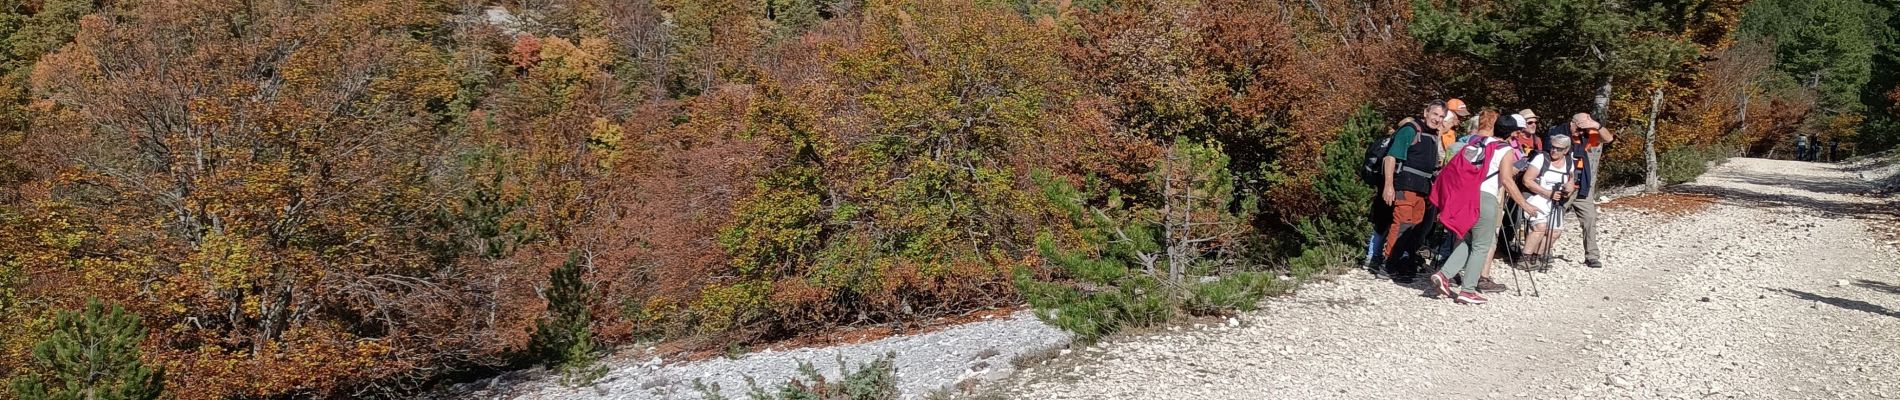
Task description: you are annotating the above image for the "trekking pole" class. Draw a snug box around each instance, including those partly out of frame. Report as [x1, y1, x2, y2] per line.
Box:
[1529, 203, 1556, 297]
[1528, 157, 1575, 297]
[1507, 208, 1524, 296]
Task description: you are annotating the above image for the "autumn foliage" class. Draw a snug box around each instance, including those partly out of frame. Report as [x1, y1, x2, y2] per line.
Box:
[0, 0, 1870, 398]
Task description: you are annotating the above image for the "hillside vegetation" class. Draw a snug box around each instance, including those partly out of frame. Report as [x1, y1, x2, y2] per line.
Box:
[0, 0, 1896, 398]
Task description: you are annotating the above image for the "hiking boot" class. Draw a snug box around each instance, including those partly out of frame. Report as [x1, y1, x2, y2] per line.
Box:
[1519, 257, 1550, 272]
[1586, 259, 1604, 269]
[1392, 274, 1417, 284]
[1429, 272, 1455, 298]
[1477, 277, 1508, 293]
[1455, 290, 1489, 305]
[1366, 256, 1390, 278]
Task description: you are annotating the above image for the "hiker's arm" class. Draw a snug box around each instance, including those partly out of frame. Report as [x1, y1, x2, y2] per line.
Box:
[1599, 126, 1615, 144]
[1521, 164, 1548, 198]
[1382, 156, 1397, 203]
[1501, 153, 1535, 213]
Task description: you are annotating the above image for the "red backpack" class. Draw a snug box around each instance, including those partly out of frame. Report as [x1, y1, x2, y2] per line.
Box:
[1429, 137, 1513, 241]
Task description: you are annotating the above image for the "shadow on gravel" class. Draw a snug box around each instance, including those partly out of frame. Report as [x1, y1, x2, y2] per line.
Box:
[1667, 184, 1897, 219]
[1855, 280, 1900, 296]
[1724, 172, 1882, 196]
[1770, 288, 1900, 319]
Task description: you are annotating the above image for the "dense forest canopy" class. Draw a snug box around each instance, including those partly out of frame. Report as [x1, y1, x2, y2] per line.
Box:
[0, 0, 1895, 398]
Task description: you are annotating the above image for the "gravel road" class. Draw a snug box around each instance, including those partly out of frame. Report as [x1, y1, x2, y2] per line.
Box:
[460, 157, 1900, 400]
[991, 157, 1900, 399]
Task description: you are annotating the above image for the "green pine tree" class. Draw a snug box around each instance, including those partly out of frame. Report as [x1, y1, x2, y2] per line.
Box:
[529, 252, 606, 386]
[10, 299, 164, 400]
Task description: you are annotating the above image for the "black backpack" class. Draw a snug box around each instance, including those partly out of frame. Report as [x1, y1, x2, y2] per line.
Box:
[1359, 136, 1392, 187]
[1359, 118, 1420, 187]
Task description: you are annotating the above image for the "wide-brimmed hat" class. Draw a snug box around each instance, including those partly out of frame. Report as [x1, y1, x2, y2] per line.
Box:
[1518, 109, 1539, 121]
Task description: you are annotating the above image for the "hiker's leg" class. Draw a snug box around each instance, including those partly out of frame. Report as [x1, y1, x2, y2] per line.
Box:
[1436, 235, 1473, 280]
[1432, 226, 1457, 266]
[1572, 198, 1601, 262]
[1366, 231, 1384, 261]
[1383, 192, 1426, 267]
[1523, 224, 1548, 258]
[1368, 194, 1391, 264]
[1457, 195, 1501, 292]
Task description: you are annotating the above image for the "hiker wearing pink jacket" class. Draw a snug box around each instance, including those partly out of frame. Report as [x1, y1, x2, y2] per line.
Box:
[1428, 112, 1540, 305]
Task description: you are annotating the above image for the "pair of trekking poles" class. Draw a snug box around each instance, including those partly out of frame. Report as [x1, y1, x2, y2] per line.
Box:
[1505, 159, 1571, 297]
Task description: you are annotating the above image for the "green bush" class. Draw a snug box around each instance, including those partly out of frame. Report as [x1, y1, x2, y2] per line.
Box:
[529, 252, 606, 386]
[1296, 106, 1383, 251]
[1287, 243, 1357, 281]
[1018, 140, 1275, 342]
[10, 298, 164, 400]
[1184, 271, 1291, 316]
[1659, 144, 1737, 185]
[697, 353, 900, 400]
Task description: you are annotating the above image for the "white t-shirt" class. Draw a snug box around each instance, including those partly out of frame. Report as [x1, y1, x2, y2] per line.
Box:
[1468, 137, 1514, 198]
[1525, 152, 1573, 218]
[1527, 152, 1574, 195]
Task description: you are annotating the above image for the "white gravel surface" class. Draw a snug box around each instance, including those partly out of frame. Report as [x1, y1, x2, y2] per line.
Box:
[468, 310, 1069, 399]
[458, 157, 1900, 400]
[991, 157, 1900, 399]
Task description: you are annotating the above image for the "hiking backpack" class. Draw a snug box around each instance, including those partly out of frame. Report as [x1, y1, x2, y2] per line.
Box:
[1358, 136, 1393, 187]
[1359, 118, 1421, 187]
[1428, 137, 1514, 241]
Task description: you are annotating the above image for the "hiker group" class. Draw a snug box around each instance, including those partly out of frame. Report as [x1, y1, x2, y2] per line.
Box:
[1794, 134, 1840, 163]
[1360, 99, 1612, 305]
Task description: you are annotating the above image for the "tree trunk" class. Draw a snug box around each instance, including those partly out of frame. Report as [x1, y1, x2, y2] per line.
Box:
[1644, 87, 1664, 192]
[1163, 141, 1182, 283]
[1593, 75, 1614, 119]
[1736, 86, 1749, 140]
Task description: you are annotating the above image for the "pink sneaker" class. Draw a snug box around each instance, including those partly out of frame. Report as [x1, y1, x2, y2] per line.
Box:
[1455, 291, 1489, 305]
[1430, 272, 1454, 298]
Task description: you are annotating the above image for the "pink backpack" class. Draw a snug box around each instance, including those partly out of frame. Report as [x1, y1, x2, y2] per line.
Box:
[1429, 137, 1513, 241]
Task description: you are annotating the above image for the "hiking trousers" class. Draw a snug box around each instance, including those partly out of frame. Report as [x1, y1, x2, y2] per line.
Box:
[1438, 194, 1500, 292]
[1382, 191, 1428, 269]
[1566, 196, 1601, 262]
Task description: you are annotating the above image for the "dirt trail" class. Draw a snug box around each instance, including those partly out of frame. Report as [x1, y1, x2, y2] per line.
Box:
[995, 157, 1900, 399]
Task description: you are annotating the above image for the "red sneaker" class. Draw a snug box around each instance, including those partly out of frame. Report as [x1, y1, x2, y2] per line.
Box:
[1455, 291, 1489, 305]
[1430, 272, 1454, 298]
